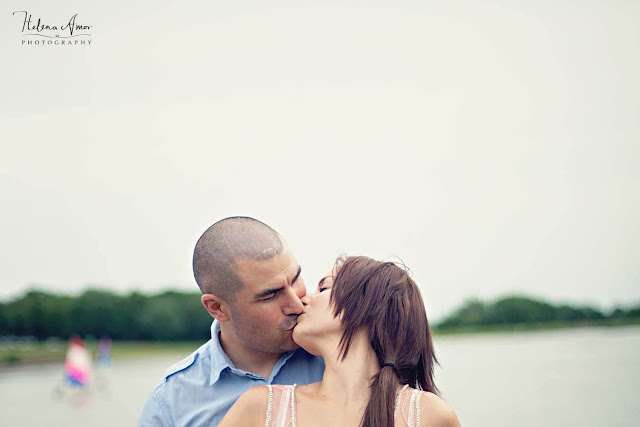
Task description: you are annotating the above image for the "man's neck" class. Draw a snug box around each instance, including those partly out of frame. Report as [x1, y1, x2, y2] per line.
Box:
[218, 326, 282, 379]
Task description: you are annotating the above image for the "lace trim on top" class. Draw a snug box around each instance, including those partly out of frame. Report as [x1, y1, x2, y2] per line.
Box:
[265, 384, 422, 427]
[265, 384, 297, 427]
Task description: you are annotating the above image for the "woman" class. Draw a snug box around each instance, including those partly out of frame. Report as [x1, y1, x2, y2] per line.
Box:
[220, 256, 460, 427]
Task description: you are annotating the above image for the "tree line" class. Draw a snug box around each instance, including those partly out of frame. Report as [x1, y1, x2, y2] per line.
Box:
[0, 289, 212, 341]
[436, 295, 640, 330]
[1, 289, 639, 340]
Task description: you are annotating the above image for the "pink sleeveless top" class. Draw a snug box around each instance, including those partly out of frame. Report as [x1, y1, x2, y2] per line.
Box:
[264, 384, 422, 427]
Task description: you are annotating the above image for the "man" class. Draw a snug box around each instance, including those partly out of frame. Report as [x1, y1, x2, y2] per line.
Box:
[139, 217, 325, 426]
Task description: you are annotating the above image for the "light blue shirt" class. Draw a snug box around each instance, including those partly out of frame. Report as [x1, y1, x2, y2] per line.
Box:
[138, 320, 325, 427]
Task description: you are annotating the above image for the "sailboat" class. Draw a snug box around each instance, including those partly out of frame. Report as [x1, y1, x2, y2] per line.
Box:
[64, 335, 93, 386]
[52, 335, 94, 400]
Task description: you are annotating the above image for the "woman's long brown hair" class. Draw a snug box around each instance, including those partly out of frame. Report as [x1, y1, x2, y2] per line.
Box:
[330, 256, 439, 427]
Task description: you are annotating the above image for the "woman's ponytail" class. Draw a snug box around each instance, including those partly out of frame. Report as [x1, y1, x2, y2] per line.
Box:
[330, 257, 439, 427]
[361, 364, 400, 427]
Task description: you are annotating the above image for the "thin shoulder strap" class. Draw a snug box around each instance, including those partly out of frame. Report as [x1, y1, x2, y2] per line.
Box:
[414, 389, 421, 427]
[265, 384, 274, 427]
[290, 384, 297, 427]
[265, 384, 296, 427]
[394, 384, 410, 419]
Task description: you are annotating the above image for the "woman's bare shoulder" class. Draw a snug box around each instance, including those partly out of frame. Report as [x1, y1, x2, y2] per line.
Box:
[418, 391, 461, 427]
[218, 385, 269, 427]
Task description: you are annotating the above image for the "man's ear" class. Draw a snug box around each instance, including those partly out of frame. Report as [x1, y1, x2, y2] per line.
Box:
[201, 294, 231, 322]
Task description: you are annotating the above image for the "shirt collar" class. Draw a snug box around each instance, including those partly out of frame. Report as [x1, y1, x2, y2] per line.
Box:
[208, 320, 297, 386]
[208, 320, 235, 385]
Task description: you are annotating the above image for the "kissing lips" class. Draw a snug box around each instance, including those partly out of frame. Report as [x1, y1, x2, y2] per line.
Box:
[281, 320, 297, 331]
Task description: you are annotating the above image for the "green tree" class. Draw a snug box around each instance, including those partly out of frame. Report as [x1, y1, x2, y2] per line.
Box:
[438, 298, 490, 328]
[491, 296, 558, 324]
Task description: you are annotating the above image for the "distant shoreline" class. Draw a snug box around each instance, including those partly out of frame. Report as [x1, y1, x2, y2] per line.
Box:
[3, 321, 640, 367]
[433, 317, 640, 335]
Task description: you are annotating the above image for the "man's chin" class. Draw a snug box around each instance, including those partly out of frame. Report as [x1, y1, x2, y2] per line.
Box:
[283, 343, 300, 352]
[280, 331, 300, 352]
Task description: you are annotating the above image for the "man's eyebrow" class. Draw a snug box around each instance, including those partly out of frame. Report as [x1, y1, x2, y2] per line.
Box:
[291, 266, 302, 284]
[254, 267, 301, 299]
[254, 286, 285, 299]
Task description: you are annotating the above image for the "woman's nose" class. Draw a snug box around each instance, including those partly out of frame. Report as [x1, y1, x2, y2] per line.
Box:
[301, 293, 313, 305]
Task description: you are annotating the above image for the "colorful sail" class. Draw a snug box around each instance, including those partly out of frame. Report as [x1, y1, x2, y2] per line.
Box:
[63, 335, 93, 386]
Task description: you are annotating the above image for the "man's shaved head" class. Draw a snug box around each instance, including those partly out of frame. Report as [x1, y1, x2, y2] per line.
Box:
[193, 217, 284, 301]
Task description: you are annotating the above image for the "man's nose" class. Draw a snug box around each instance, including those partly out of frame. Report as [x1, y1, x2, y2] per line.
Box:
[283, 287, 305, 315]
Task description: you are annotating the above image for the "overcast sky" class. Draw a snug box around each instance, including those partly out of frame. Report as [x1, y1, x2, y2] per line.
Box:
[1, 0, 638, 320]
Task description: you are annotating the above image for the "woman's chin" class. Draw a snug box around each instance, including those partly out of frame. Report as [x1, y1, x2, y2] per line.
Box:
[292, 327, 322, 356]
[291, 323, 303, 345]
[291, 325, 308, 348]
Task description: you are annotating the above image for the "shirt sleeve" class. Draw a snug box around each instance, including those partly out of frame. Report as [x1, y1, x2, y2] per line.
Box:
[138, 387, 174, 427]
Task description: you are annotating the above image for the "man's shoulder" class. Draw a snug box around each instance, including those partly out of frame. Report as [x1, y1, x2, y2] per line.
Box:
[153, 341, 211, 391]
[164, 344, 206, 378]
[139, 341, 215, 426]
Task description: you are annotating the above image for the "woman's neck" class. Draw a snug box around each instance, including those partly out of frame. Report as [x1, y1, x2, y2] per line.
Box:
[315, 329, 381, 405]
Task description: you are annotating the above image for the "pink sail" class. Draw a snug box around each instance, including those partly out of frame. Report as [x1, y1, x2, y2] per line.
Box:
[63, 336, 93, 386]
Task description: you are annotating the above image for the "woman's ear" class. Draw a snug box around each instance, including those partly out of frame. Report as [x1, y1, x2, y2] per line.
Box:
[201, 294, 231, 322]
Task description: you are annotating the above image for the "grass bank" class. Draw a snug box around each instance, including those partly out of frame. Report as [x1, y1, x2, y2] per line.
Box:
[0, 340, 205, 366]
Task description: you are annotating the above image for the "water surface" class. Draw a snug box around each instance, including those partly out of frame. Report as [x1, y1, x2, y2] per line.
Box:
[1, 326, 638, 426]
[434, 326, 640, 426]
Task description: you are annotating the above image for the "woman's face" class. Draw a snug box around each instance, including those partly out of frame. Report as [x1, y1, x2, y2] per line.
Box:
[292, 269, 343, 354]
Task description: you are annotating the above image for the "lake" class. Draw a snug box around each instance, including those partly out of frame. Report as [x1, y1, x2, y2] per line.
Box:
[1, 326, 638, 426]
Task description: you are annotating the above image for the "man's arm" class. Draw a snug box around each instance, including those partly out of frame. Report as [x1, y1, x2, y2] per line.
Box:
[218, 385, 267, 427]
[138, 388, 174, 427]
